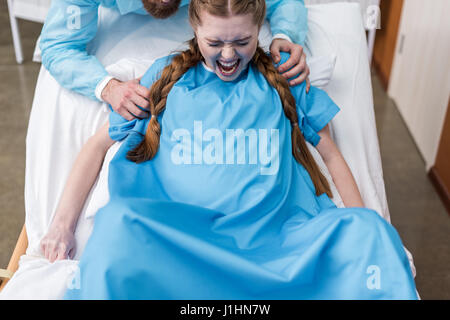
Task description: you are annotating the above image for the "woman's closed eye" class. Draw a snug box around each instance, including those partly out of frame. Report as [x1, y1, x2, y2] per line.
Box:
[207, 41, 249, 47]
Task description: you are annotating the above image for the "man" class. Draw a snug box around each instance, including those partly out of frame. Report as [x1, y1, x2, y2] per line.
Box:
[40, 0, 310, 120]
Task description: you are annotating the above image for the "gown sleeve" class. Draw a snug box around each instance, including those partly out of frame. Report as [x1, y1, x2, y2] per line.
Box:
[39, 0, 107, 101]
[108, 55, 175, 141]
[266, 0, 308, 46]
[293, 83, 340, 146]
[274, 52, 340, 146]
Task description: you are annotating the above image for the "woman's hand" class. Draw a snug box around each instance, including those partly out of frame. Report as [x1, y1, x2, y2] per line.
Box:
[40, 223, 76, 263]
[270, 38, 311, 92]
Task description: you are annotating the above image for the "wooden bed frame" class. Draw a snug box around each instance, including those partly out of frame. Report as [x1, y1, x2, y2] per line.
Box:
[0, 225, 28, 291]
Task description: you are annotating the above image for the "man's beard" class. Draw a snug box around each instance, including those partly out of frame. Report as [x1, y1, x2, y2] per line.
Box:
[142, 0, 182, 19]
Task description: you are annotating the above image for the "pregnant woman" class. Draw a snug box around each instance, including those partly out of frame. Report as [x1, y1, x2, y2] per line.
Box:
[40, 0, 417, 299]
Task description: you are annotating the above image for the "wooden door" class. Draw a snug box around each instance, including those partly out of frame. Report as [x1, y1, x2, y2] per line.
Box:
[430, 98, 450, 214]
[372, 0, 404, 90]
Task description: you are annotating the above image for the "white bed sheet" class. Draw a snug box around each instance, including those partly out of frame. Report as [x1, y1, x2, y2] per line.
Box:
[0, 3, 415, 299]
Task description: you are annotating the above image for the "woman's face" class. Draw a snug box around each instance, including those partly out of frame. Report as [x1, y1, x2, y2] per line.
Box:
[195, 11, 259, 82]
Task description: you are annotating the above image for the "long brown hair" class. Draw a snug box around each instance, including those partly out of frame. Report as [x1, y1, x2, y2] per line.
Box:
[127, 0, 332, 197]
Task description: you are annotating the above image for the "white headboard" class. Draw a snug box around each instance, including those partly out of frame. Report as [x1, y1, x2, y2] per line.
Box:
[7, 0, 52, 63]
[8, 0, 51, 23]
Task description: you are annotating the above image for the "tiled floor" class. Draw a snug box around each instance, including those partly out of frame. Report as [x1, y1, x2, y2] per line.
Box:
[0, 5, 41, 276]
[372, 74, 450, 300]
[0, 3, 449, 299]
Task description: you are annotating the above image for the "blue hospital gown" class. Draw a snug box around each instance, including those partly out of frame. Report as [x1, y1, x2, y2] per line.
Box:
[64, 54, 417, 299]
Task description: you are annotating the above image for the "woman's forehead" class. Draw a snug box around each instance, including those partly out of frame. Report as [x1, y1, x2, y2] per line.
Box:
[195, 11, 258, 40]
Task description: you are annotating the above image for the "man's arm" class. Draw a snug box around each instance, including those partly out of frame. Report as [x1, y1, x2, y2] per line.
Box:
[40, 0, 151, 117]
[266, 0, 308, 46]
[40, 0, 108, 101]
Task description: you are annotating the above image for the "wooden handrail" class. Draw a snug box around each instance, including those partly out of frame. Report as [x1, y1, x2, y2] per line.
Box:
[0, 225, 28, 291]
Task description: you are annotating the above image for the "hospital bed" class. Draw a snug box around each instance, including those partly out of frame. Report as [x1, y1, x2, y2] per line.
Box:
[0, 3, 416, 298]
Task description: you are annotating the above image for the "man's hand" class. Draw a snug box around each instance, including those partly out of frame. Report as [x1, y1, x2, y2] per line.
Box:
[101, 78, 151, 120]
[270, 38, 311, 92]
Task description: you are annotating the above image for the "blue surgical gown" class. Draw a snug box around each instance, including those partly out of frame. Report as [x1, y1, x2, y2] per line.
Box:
[39, 0, 308, 100]
[64, 54, 417, 300]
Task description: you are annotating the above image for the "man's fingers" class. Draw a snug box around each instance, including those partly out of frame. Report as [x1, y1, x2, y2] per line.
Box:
[133, 85, 151, 114]
[289, 71, 308, 86]
[131, 94, 151, 113]
[282, 59, 305, 80]
[277, 47, 302, 73]
[270, 46, 281, 64]
[306, 77, 311, 93]
[135, 84, 151, 100]
[126, 101, 149, 119]
[288, 63, 310, 87]
[117, 102, 148, 120]
[118, 108, 134, 121]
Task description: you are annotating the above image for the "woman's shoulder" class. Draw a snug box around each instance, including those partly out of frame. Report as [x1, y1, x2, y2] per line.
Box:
[140, 54, 178, 88]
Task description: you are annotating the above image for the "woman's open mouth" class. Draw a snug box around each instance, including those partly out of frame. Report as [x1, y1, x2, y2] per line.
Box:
[217, 59, 240, 77]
